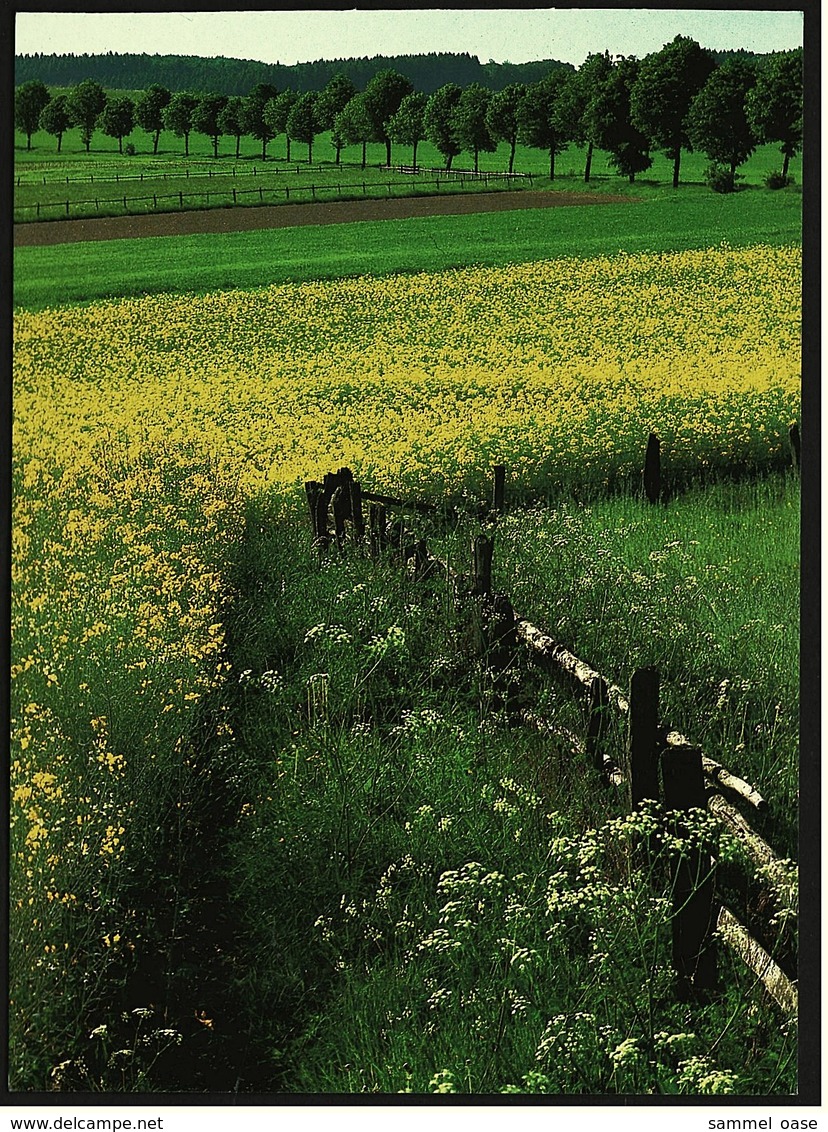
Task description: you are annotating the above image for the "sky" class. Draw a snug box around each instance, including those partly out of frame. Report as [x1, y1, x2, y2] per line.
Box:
[14, 8, 804, 67]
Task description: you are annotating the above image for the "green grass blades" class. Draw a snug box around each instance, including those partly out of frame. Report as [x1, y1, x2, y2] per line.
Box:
[14, 185, 801, 311]
[209, 483, 797, 1095]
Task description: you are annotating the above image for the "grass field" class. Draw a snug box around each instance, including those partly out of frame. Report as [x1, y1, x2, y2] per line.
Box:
[10, 142, 803, 1095]
[13, 184, 801, 310]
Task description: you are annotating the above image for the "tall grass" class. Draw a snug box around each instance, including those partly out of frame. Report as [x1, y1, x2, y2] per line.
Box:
[208, 478, 798, 1094]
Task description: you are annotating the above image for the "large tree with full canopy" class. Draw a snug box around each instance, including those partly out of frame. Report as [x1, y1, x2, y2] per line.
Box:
[362, 68, 414, 166]
[630, 35, 716, 188]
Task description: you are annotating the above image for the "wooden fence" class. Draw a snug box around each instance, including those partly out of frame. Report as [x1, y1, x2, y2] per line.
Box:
[15, 174, 531, 221]
[303, 461, 798, 1019]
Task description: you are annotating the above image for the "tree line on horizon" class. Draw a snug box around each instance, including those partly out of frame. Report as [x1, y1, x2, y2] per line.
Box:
[15, 39, 803, 189]
[14, 50, 572, 98]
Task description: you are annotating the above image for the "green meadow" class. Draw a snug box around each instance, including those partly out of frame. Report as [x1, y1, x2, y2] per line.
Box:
[11, 124, 803, 1094]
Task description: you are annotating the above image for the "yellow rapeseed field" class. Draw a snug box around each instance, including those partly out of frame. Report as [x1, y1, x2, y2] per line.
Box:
[10, 243, 800, 1057]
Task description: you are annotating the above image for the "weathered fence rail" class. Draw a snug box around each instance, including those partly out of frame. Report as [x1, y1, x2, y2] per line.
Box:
[303, 461, 798, 1019]
[15, 175, 533, 222]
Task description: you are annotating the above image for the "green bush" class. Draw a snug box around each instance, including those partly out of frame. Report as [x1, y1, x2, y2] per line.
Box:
[764, 169, 793, 190]
[705, 164, 741, 194]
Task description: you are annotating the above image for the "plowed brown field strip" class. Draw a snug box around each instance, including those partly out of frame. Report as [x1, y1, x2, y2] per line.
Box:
[14, 189, 636, 247]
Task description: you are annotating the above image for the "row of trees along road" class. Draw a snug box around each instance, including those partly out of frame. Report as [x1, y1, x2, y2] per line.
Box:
[15, 39, 803, 184]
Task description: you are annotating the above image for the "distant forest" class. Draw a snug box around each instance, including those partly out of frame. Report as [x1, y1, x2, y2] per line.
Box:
[14, 48, 764, 96]
[14, 51, 574, 95]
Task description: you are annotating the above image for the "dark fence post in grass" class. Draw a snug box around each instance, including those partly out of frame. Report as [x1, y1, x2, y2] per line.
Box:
[472, 534, 494, 597]
[643, 433, 661, 504]
[488, 593, 519, 714]
[628, 666, 660, 809]
[789, 422, 801, 470]
[65, 200, 70, 216]
[587, 674, 610, 776]
[153, 193, 157, 209]
[349, 476, 365, 544]
[368, 502, 386, 559]
[305, 480, 330, 550]
[492, 464, 506, 515]
[662, 744, 718, 999]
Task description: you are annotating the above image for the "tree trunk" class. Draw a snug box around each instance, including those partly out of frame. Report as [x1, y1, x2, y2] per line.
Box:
[26, 131, 32, 150]
[118, 137, 123, 153]
[508, 139, 516, 174]
[474, 148, 479, 173]
[308, 139, 313, 164]
[549, 147, 555, 181]
[412, 139, 418, 170]
[782, 149, 790, 179]
[154, 129, 160, 154]
[57, 134, 63, 153]
[447, 153, 453, 171]
[672, 148, 681, 188]
[385, 137, 392, 166]
[361, 141, 366, 168]
[235, 135, 240, 159]
[184, 133, 189, 157]
[629, 171, 635, 183]
[335, 143, 341, 165]
[584, 140, 593, 183]
[261, 137, 266, 161]
[286, 136, 292, 162]
[214, 136, 219, 158]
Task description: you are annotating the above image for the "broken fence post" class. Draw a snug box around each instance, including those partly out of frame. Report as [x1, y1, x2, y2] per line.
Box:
[643, 432, 661, 504]
[472, 533, 494, 597]
[661, 743, 718, 998]
[628, 666, 660, 810]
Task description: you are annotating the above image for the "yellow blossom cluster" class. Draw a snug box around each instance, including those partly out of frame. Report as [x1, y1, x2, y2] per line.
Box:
[9, 241, 799, 1014]
[13, 243, 801, 501]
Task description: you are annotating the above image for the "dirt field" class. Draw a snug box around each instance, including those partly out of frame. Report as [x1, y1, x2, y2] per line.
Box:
[14, 189, 635, 247]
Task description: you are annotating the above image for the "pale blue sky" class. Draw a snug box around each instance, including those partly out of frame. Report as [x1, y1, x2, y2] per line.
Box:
[15, 9, 804, 67]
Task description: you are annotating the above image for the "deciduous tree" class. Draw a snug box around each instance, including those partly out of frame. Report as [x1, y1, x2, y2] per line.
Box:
[38, 94, 71, 153]
[66, 78, 107, 152]
[286, 91, 319, 164]
[193, 93, 229, 158]
[242, 82, 280, 160]
[99, 95, 135, 154]
[687, 58, 758, 178]
[746, 48, 802, 180]
[388, 91, 428, 169]
[263, 90, 298, 162]
[588, 55, 652, 182]
[452, 83, 496, 172]
[485, 83, 526, 174]
[163, 92, 199, 157]
[424, 83, 462, 170]
[566, 52, 614, 181]
[316, 73, 356, 164]
[15, 80, 51, 149]
[217, 96, 246, 159]
[517, 69, 573, 180]
[333, 94, 373, 168]
[630, 35, 716, 188]
[362, 69, 414, 166]
[134, 84, 171, 154]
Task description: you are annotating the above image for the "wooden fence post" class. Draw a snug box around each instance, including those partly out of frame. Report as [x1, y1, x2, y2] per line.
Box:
[368, 502, 386, 559]
[789, 422, 801, 470]
[349, 476, 365, 543]
[304, 480, 329, 549]
[662, 744, 718, 998]
[492, 464, 506, 514]
[628, 666, 660, 808]
[643, 433, 661, 504]
[472, 534, 494, 597]
[586, 675, 609, 777]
